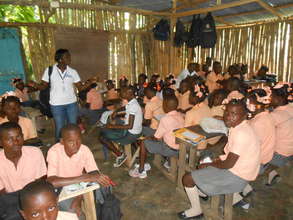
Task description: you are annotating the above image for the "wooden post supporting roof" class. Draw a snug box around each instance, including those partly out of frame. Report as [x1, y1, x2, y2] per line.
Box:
[169, 0, 177, 75]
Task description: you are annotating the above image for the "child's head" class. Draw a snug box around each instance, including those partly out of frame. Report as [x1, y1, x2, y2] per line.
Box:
[144, 86, 157, 100]
[13, 78, 25, 90]
[187, 63, 196, 73]
[213, 61, 222, 74]
[257, 65, 269, 77]
[246, 89, 268, 113]
[225, 77, 242, 92]
[120, 86, 135, 101]
[61, 124, 82, 157]
[189, 83, 208, 105]
[0, 122, 23, 159]
[162, 87, 175, 99]
[194, 63, 200, 72]
[202, 64, 209, 73]
[1, 96, 21, 122]
[138, 73, 147, 86]
[208, 89, 229, 108]
[270, 85, 289, 108]
[163, 96, 178, 114]
[19, 180, 58, 220]
[119, 76, 129, 88]
[206, 57, 212, 66]
[179, 79, 191, 94]
[90, 83, 97, 89]
[106, 80, 115, 90]
[227, 65, 238, 76]
[223, 99, 248, 128]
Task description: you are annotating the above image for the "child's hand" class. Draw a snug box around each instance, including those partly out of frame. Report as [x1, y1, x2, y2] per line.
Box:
[70, 196, 83, 216]
[96, 174, 113, 187]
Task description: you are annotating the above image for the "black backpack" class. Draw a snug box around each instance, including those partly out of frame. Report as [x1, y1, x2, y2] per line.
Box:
[200, 12, 217, 48]
[153, 19, 170, 41]
[174, 19, 188, 47]
[39, 66, 53, 117]
[187, 15, 202, 48]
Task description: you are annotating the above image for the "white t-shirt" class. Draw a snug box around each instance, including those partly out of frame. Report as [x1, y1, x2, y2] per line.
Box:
[176, 69, 196, 88]
[125, 98, 143, 134]
[42, 64, 80, 105]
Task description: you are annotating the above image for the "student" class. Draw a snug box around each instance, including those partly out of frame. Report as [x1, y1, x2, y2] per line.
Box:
[267, 84, 293, 185]
[105, 80, 119, 100]
[19, 180, 78, 220]
[205, 61, 224, 93]
[143, 86, 164, 132]
[208, 89, 228, 119]
[119, 76, 129, 88]
[185, 84, 211, 127]
[129, 96, 184, 178]
[79, 83, 104, 126]
[177, 79, 193, 113]
[176, 63, 196, 88]
[135, 73, 148, 98]
[178, 99, 260, 219]
[47, 124, 112, 216]
[0, 96, 38, 145]
[225, 77, 245, 100]
[28, 49, 96, 141]
[99, 86, 143, 167]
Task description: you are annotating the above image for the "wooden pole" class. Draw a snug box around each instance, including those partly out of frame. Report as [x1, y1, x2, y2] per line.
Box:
[169, 0, 176, 75]
[256, 0, 283, 18]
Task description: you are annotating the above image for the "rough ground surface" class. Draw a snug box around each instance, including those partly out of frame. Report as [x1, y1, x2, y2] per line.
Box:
[40, 120, 293, 220]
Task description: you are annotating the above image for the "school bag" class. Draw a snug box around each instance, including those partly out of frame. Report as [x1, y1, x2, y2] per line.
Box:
[174, 19, 188, 47]
[153, 19, 170, 41]
[39, 66, 53, 117]
[95, 187, 122, 220]
[187, 15, 202, 48]
[0, 191, 22, 220]
[200, 12, 217, 48]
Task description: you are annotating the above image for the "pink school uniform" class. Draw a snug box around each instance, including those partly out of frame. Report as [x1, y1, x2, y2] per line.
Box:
[144, 96, 164, 130]
[206, 72, 224, 93]
[87, 88, 103, 110]
[177, 90, 193, 111]
[184, 103, 212, 127]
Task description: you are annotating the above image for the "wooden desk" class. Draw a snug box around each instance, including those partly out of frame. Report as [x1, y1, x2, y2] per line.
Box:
[59, 184, 100, 220]
[176, 125, 223, 194]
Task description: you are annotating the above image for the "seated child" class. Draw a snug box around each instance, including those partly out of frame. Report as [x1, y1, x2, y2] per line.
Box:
[205, 61, 224, 93]
[142, 86, 164, 137]
[129, 96, 184, 178]
[134, 73, 148, 98]
[0, 96, 39, 145]
[47, 124, 112, 217]
[0, 122, 47, 220]
[208, 89, 229, 119]
[99, 86, 143, 167]
[185, 84, 211, 127]
[79, 82, 104, 126]
[178, 99, 260, 219]
[176, 79, 193, 113]
[19, 180, 78, 220]
[105, 80, 119, 100]
[267, 84, 293, 185]
[225, 77, 245, 100]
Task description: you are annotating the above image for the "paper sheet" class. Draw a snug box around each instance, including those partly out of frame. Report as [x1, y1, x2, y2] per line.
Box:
[181, 131, 200, 140]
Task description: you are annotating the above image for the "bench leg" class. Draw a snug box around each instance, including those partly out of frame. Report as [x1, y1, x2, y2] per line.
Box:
[153, 154, 163, 167]
[83, 191, 97, 220]
[169, 157, 178, 178]
[124, 144, 132, 167]
[224, 194, 233, 220]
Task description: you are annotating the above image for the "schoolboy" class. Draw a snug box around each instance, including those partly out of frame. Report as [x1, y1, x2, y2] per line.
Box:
[129, 96, 184, 178]
[177, 79, 193, 113]
[99, 86, 143, 167]
[105, 80, 119, 100]
[0, 96, 38, 145]
[19, 180, 78, 220]
[206, 61, 224, 93]
[178, 99, 260, 219]
[47, 124, 112, 216]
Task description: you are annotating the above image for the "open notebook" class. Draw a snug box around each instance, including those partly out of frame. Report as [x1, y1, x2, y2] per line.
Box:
[174, 128, 205, 145]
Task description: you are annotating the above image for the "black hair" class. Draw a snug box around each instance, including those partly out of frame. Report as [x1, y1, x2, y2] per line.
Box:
[1, 96, 21, 107]
[164, 95, 178, 110]
[13, 78, 22, 84]
[144, 86, 156, 95]
[106, 80, 114, 85]
[259, 65, 269, 72]
[0, 121, 22, 137]
[54, 48, 69, 62]
[138, 73, 147, 80]
[272, 85, 289, 104]
[90, 83, 97, 89]
[61, 123, 81, 137]
[162, 87, 175, 99]
[190, 83, 209, 104]
[213, 61, 221, 66]
[226, 98, 248, 113]
[246, 89, 267, 106]
[208, 89, 229, 108]
[19, 179, 57, 210]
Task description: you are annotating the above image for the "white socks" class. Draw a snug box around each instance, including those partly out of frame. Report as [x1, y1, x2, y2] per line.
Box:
[184, 186, 202, 217]
[268, 170, 278, 185]
[233, 193, 243, 205]
[242, 184, 253, 197]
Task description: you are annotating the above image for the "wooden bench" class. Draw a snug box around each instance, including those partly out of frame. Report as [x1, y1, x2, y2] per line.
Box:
[204, 194, 233, 220]
[153, 154, 178, 182]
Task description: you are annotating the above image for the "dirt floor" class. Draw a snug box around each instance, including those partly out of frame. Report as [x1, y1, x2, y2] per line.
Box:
[40, 119, 293, 220]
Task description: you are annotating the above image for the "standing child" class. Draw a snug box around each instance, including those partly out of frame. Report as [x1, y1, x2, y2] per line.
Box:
[129, 96, 184, 178]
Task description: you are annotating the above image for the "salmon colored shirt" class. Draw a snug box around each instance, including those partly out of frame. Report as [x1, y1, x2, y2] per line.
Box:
[107, 88, 119, 100]
[211, 105, 224, 117]
[57, 212, 79, 220]
[47, 143, 99, 178]
[154, 110, 184, 150]
[184, 103, 211, 127]
[0, 146, 47, 193]
[249, 111, 276, 164]
[144, 96, 164, 129]
[86, 88, 103, 110]
[220, 120, 260, 181]
[14, 88, 29, 102]
[0, 116, 37, 140]
[227, 91, 244, 101]
[206, 72, 224, 93]
[177, 90, 193, 111]
[270, 105, 293, 157]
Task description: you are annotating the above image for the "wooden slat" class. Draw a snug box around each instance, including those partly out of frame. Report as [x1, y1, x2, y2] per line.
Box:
[256, 0, 283, 18]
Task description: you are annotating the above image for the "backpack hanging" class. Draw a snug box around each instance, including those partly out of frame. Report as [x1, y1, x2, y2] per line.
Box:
[187, 15, 202, 48]
[39, 66, 53, 118]
[153, 19, 170, 41]
[174, 19, 188, 47]
[200, 12, 217, 48]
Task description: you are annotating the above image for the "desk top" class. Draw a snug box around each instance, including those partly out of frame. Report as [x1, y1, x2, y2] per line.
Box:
[59, 184, 100, 202]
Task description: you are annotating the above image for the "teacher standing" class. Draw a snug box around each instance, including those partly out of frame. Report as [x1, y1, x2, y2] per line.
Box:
[29, 48, 95, 141]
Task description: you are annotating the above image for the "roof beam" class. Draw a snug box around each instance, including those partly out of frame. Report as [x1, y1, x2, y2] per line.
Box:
[0, 0, 171, 16]
[214, 16, 236, 27]
[256, 0, 283, 18]
[173, 0, 257, 18]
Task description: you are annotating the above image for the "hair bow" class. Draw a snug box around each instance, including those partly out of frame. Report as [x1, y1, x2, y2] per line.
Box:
[194, 85, 203, 98]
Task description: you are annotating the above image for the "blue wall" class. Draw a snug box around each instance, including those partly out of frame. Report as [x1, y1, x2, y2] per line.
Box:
[0, 27, 26, 95]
